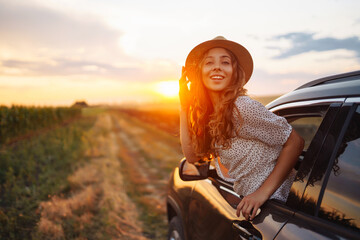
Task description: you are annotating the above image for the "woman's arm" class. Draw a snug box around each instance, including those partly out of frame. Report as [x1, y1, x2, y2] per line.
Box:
[180, 108, 198, 163]
[236, 129, 304, 220]
[179, 66, 198, 163]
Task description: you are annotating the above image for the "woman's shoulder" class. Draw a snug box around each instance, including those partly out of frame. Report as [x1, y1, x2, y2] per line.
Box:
[234, 95, 275, 122]
[235, 95, 264, 110]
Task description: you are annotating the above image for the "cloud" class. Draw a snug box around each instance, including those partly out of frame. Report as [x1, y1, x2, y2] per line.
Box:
[1, 58, 141, 77]
[273, 32, 360, 61]
[0, 1, 121, 51]
[0, 1, 184, 83]
[0, 56, 181, 82]
[0, 0, 144, 80]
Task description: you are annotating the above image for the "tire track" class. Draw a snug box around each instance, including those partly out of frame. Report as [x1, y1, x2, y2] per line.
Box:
[36, 113, 148, 240]
[111, 111, 183, 239]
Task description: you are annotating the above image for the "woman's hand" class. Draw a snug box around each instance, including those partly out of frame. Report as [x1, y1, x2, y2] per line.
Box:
[179, 66, 191, 110]
[236, 189, 268, 221]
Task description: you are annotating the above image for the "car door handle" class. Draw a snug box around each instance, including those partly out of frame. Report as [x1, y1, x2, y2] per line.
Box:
[232, 221, 262, 240]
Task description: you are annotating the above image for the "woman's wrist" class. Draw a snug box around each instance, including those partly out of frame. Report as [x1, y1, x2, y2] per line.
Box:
[257, 185, 273, 200]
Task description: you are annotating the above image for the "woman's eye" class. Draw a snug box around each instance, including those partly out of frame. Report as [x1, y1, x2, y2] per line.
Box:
[222, 61, 230, 65]
[205, 61, 213, 65]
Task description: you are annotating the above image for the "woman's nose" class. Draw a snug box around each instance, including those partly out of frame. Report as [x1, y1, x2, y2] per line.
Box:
[213, 62, 221, 70]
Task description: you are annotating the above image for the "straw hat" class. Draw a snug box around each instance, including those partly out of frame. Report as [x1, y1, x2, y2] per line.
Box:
[185, 36, 253, 84]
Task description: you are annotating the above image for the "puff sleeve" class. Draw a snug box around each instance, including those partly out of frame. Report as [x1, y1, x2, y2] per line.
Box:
[234, 96, 292, 146]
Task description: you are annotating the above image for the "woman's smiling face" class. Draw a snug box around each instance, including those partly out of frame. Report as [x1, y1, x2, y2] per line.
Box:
[201, 47, 233, 93]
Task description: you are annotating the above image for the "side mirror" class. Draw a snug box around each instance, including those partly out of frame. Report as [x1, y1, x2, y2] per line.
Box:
[179, 158, 210, 181]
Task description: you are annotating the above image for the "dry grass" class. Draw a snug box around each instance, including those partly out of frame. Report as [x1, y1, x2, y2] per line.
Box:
[112, 112, 183, 239]
[35, 113, 148, 240]
[37, 185, 101, 238]
[33, 109, 184, 239]
[251, 94, 281, 106]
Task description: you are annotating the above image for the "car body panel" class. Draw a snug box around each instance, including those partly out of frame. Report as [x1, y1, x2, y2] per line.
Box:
[276, 211, 360, 240]
[171, 171, 294, 240]
[167, 168, 197, 235]
[267, 72, 360, 110]
[187, 179, 236, 239]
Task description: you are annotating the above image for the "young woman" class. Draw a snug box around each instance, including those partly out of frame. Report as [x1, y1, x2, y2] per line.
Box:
[179, 36, 304, 221]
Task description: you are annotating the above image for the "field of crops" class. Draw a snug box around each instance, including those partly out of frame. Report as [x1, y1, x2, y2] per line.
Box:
[0, 106, 92, 239]
[0, 106, 81, 145]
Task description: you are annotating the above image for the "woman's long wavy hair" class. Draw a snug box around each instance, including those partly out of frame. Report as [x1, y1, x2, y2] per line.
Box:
[187, 48, 247, 159]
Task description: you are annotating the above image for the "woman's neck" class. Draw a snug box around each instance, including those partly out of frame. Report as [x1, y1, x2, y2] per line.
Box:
[208, 91, 221, 107]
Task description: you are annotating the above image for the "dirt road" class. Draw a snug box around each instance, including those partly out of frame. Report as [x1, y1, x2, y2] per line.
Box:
[36, 110, 183, 239]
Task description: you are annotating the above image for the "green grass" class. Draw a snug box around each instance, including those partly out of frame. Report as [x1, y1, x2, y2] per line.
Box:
[0, 117, 95, 239]
[0, 106, 81, 145]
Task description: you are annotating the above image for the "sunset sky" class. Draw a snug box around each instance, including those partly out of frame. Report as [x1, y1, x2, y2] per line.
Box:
[1, 0, 360, 106]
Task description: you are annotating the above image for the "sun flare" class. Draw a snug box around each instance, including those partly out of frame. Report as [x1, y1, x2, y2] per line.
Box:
[155, 80, 179, 98]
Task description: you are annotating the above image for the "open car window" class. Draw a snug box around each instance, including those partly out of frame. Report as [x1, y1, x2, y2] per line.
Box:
[287, 116, 323, 151]
[278, 104, 338, 209]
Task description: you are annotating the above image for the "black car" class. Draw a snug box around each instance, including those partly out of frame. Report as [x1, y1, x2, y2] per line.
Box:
[166, 71, 360, 240]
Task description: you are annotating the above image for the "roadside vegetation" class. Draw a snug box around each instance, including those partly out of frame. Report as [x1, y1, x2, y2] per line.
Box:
[0, 106, 81, 145]
[0, 106, 95, 239]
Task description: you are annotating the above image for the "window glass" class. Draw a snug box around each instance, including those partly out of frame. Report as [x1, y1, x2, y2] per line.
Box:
[288, 116, 323, 150]
[286, 115, 324, 209]
[285, 106, 340, 211]
[319, 106, 360, 231]
[293, 105, 351, 215]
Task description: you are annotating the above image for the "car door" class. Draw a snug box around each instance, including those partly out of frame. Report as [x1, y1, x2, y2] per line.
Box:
[276, 99, 360, 239]
[187, 175, 293, 240]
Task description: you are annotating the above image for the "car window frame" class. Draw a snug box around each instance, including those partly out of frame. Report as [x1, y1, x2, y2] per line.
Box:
[272, 102, 341, 207]
[293, 103, 355, 217]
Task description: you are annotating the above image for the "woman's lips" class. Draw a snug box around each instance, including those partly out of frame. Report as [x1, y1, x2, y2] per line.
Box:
[210, 75, 224, 80]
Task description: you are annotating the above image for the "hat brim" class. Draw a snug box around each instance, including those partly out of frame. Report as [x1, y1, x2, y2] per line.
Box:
[185, 38, 253, 84]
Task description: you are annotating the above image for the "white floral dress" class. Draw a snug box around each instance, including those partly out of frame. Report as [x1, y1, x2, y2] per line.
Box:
[215, 96, 296, 202]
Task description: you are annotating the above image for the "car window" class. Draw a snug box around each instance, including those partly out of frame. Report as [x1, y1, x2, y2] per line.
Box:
[319, 106, 360, 232]
[285, 105, 341, 211]
[287, 116, 323, 151]
[285, 116, 323, 209]
[289, 104, 356, 218]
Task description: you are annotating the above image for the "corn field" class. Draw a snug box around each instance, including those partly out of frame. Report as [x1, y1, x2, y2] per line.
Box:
[0, 106, 81, 145]
[0, 106, 92, 239]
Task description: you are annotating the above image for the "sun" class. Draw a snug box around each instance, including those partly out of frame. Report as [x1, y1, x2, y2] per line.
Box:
[155, 80, 179, 98]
